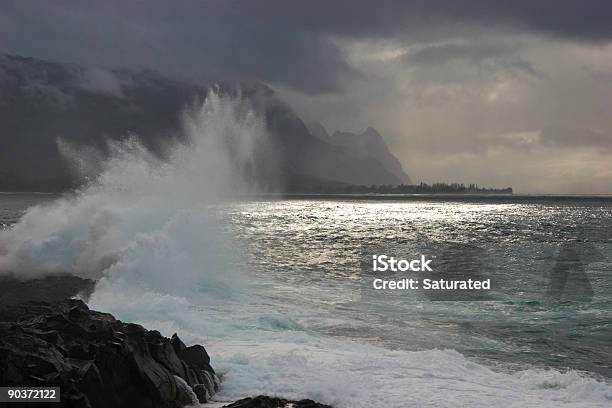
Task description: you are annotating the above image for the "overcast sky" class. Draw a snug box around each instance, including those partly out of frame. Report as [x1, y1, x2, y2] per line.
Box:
[2, 0, 611, 193]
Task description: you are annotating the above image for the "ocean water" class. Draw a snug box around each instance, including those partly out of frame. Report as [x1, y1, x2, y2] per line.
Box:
[0, 94, 610, 407]
[0, 193, 58, 229]
[1, 193, 611, 408]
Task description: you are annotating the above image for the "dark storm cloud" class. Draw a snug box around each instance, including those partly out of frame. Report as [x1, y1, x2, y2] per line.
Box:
[0, 1, 356, 93]
[2, 0, 612, 193]
[408, 42, 518, 66]
[2, 1, 612, 93]
[231, 1, 612, 42]
[404, 41, 544, 80]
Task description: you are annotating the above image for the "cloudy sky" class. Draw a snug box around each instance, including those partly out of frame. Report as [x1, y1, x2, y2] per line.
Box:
[2, 0, 611, 193]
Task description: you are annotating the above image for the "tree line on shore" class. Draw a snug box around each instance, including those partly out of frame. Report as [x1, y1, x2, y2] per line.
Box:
[310, 182, 513, 195]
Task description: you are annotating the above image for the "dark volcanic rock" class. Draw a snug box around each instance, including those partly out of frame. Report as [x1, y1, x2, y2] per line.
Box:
[224, 396, 332, 408]
[0, 299, 219, 407]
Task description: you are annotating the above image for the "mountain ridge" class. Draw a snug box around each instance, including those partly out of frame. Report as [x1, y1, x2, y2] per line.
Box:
[0, 53, 407, 191]
[324, 125, 411, 185]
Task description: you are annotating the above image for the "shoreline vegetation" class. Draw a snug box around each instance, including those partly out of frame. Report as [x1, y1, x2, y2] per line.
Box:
[290, 182, 513, 195]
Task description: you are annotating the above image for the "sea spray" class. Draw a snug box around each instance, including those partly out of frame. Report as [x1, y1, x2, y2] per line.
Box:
[0, 91, 272, 284]
[1, 93, 611, 407]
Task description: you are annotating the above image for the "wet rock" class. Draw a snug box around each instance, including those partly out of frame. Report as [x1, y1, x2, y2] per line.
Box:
[192, 383, 210, 403]
[0, 299, 218, 407]
[179, 344, 214, 374]
[171, 333, 187, 355]
[223, 395, 333, 408]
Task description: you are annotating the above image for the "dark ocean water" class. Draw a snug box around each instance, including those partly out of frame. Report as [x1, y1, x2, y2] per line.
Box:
[223, 196, 612, 378]
[0, 193, 58, 228]
[2, 193, 611, 406]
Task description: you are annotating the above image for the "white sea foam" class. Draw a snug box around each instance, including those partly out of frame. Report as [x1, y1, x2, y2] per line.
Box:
[0, 91, 266, 280]
[89, 285, 612, 408]
[209, 339, 612, 408]
[1, 93, 610, 407]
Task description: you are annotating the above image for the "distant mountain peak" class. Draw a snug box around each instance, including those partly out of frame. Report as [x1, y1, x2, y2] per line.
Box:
[363, 126, 381, 138]
[306, 122, 331, 141]
[0, 53, 409, 191]
[327, 127, 411, 184]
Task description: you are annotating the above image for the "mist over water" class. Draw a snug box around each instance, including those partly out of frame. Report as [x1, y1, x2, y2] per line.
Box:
[1, 94, 611, 407]
[0, 92, 268, 281]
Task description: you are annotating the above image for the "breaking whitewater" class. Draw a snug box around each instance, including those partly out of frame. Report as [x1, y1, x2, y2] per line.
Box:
[1, 93, 611, 407]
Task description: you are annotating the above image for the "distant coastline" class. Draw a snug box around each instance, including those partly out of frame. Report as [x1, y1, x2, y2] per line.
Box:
[287, 182, 513, 195]
[272, 193, 612, 202]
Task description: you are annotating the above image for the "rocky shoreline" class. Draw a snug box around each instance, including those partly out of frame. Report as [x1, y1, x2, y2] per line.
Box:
[0, 276, 331, 408]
